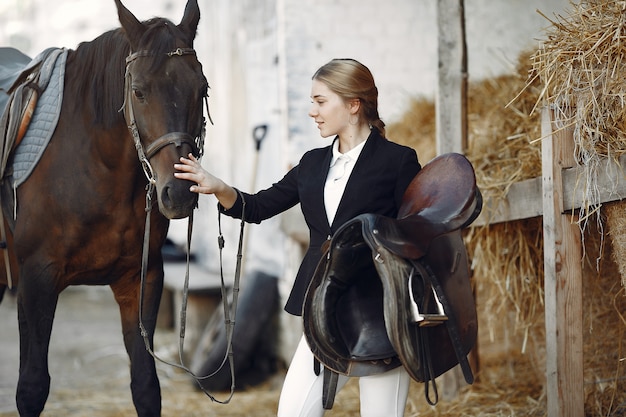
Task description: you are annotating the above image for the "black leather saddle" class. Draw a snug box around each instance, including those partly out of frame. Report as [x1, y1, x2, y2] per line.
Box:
[303, 152, 482, 408]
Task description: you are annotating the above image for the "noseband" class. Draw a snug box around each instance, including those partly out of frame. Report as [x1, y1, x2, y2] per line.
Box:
[121, 47, 209, 184]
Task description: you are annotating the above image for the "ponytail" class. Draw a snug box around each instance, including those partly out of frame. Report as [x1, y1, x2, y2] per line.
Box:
[370, 118, 386, 138]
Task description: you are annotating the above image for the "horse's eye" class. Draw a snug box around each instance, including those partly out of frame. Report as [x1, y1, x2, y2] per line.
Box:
[133, 88, 145, 100]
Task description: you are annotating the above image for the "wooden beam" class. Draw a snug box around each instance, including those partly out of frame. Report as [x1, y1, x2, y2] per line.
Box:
[562, 156, 626, 213]
[541, 107, 584, 417]
[473, 176, 543, 226]
[473, 154, 626, 226]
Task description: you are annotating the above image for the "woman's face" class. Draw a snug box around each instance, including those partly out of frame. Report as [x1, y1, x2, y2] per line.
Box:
[309, 79, 351, 138]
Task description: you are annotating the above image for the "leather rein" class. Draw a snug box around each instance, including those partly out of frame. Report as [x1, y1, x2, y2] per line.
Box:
[121, 47, 242, 404]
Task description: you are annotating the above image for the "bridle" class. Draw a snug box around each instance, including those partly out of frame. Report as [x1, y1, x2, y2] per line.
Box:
[121, 47, 242, 405]
[121, 47, 210, 185]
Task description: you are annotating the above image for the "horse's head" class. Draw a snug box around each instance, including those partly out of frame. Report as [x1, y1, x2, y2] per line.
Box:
[115, 0, 207, 219]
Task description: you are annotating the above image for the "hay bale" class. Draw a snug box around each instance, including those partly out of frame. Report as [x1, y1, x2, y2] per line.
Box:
[387, 97, 437, 163]
[532, 1, 626, 230]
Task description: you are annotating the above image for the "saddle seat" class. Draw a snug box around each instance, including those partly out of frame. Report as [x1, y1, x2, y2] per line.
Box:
[369, 152, 482, 261]
[303, 152, 482, 408]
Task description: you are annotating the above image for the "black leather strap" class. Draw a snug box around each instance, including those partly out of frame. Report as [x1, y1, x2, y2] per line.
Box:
[322, 367, 339, 409]
[419, 326, 439, 405]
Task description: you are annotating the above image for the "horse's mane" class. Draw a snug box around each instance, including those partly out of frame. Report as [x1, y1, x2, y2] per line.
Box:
[68, 17, 188, 129]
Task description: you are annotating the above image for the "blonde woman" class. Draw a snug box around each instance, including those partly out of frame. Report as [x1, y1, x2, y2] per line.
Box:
[175, 58, 421, 416]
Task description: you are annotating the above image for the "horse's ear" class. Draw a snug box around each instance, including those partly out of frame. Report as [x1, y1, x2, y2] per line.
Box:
[178, 0, 200, 46]
[114, 0, 145, 51]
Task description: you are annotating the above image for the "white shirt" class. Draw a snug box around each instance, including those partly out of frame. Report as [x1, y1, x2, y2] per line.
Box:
[324, 138, 367, 225]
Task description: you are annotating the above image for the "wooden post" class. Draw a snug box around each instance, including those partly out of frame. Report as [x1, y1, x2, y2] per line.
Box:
[436, 0, 470, 399]
[436, 0, 467, 155]
[541, 107, 584, 417]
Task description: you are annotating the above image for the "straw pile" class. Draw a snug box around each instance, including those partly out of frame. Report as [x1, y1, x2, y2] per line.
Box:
[531, 1, 626, 238]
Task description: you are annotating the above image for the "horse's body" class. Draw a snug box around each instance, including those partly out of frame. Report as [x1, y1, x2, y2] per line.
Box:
[0, 1, 207, 415]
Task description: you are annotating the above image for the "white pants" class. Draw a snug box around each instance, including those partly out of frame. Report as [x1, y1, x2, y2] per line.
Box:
[277, 335, 410, 417]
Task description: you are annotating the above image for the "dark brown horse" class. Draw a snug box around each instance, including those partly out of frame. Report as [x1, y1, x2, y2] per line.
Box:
[0, 0, 207, 415]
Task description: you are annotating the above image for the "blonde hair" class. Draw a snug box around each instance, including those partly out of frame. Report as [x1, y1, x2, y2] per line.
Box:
[312, 58, 386, 138]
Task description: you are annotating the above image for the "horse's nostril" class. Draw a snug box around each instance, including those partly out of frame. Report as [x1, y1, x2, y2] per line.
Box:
[162, 185, 173, 206]
[157, 180, 198, 219]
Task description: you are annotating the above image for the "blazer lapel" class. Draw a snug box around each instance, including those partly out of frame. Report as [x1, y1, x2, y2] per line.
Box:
[312, 141, 334, 231]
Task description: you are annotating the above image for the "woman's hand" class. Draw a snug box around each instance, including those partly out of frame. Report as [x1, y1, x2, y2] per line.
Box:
[174, 153, 218, 194]
[174, 154, 237, 208]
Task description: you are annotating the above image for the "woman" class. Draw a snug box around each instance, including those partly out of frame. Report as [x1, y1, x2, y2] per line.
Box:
[174, 58, 421, 416]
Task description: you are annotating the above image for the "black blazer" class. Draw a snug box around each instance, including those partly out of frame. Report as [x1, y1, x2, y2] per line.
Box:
[221, 130, 421, 315]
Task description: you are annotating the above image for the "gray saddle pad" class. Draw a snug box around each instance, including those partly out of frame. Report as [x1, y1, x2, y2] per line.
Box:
[10, 48, 67, 188]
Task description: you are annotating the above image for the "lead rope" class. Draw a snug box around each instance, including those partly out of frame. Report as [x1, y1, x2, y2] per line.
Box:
[137, 185, 246, 404]
[124, 46, 232, 401]
[200, 191, 247, 393]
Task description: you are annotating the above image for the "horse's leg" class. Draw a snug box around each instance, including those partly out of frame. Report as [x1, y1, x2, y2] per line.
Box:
[0, 284, 5, 303]
[15, 267, 59, 417]
[112, 274, 163, 417]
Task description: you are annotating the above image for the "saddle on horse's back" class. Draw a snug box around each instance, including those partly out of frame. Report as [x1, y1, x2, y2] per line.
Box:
[303, 152, 482, 409]
[0, 47, 63, 179]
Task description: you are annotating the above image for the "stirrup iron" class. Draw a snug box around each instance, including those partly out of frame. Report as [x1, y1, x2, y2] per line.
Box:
[408, 268, 448, 327]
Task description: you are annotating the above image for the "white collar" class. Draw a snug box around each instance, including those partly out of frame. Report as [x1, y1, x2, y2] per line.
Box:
[330, 136, 367, 167]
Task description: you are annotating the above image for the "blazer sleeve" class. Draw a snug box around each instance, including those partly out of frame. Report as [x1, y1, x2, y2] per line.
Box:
[219, 164, 301, 224]
[395, 147, 421, 207]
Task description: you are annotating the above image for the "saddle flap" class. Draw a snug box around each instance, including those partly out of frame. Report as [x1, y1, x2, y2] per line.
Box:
[381, 230, 478, 383]
[303, 222, 401, 377]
